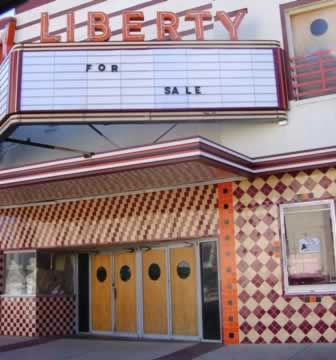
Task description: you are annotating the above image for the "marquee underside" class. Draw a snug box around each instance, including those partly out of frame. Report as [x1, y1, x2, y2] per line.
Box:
[0, 136, 336, 207]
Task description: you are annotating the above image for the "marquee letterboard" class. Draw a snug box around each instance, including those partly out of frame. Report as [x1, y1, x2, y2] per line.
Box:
[20, 47, 282, 112]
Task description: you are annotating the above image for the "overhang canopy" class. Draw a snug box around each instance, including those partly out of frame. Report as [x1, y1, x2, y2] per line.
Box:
[0, 136, 335, 207]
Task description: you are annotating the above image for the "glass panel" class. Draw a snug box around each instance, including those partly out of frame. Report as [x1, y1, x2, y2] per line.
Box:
[120, 265, 131, 282]
[310, 18, 328, 36]
[284, 203, 336, 287]
[177, 261, 191, 279]
[4, 252, 36, 295]
[96, 266, 107, 282]
[200, 242, 221, 340]
[148, 263, 161, 281]
[37, 253, 74, 295]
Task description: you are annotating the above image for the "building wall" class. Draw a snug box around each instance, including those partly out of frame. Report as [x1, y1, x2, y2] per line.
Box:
[233, 167, 336, 343]
[1, 172, 336, 341]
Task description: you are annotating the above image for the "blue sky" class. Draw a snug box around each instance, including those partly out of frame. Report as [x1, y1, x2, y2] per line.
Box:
[0, 9, 15, 19]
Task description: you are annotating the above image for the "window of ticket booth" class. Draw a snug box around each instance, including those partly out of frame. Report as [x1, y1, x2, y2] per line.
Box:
[3, 251, 75, 296]
[280, 200, 336, 295]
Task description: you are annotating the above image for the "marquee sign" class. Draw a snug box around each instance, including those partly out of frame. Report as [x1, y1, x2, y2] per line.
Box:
[20, 45, 286, 113]
[0, 41, 288, 133]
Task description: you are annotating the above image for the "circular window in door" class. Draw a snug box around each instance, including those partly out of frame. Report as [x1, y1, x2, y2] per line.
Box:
[310, 18, 328, 36]
[148, 263, 161, 281]
[96, 266, 107, 282]
[120, 265, 131, 282]
[177, 261, 191, 279]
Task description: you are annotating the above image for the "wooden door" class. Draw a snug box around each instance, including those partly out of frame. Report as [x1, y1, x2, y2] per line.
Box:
[91, 254, 112, 331]
[170, 246, 198, 337]
[291, 5, 336, 57]
[114, 251, 137, 333]
[142, 249, 168, 335]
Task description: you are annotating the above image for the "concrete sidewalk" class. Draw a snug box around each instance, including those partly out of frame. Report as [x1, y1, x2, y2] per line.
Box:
[199, 343, 336, 360]
[0, 337, 336, 359]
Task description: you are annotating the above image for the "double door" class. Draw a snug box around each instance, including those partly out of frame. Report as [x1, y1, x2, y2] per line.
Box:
[90, 244, 200, 339]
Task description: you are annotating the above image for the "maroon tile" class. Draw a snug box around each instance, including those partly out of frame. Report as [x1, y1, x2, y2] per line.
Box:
[314, 304, 327, 318]
[284, 320, 297, 334]
[319, 176, 332, 189]
[235, 215, 247, 228]
[262, 198, 274, 208]
[233, 187, 244, 199]
[286, 336, 297, 343]
[260, 183, 273, 196]
[250, 229, 261, 241]
[283, 304, 296, 318]
[240, 306, 252, 319]
[330, 303, 336, 316]
[240, 321, 252, 334]
[300, 336, 313, 343]
[289, 179, 302, 193]
[238, 275, 249, 288]
[252, 274, 264, 288]
[253, 290, 266, 303]
[265, 274, 279, 287]
[315, 320, 328, 334]
[237, 260, 249, 273]
[299, 320, 313, 334]
[267, 290, 280, 302]
[330, 321, 336, 332]
[266, 257, 278, 272]
[269, 321, 281, 335]
[255, 321, 267, 335]
[236, 230, 247, 242]
[253, 305, 266, 318]
[247, 185, 258, 198]
[237, 245, 247, 258]
[267, 305, 281, 319]
[249, 214, 261, 227]
[263, 213, 275, 226]
[251, 259, 263, 273]
[239, 290, 250, 304]
[263, 228, 277, 241]
[274, 182, 287, 194]
[303, 178, 317, 191]
[298, 304, 312, 318]
[271, 336, 282, 343]
[317, 336, 329, 343]
[255, 336, 266, 344]
[250, 244, 263, 257]
[234, 201, 245, 212]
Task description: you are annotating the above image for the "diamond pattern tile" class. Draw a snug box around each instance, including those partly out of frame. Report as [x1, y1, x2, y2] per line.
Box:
[0, 185, 218, 250]
[234, 169, 336, 344]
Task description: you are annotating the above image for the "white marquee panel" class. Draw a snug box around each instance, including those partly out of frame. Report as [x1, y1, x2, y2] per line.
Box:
[20, 48, 280, 112]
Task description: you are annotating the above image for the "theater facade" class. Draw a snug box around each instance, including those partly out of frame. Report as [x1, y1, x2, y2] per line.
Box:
[0, 0, 336, 345]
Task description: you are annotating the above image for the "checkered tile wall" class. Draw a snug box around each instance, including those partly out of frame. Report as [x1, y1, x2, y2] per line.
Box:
[0, 296, 75, 336]
[233, 168, 336, 343]
[0, 252, 3, 293]
[0, 185, 218, 250]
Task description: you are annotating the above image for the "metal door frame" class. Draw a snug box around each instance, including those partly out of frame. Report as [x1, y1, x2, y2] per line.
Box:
[87, 238, 221, 342]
